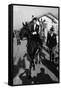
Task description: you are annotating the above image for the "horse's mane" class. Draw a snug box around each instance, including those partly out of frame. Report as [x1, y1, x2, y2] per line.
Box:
[19, 22, 32, 40]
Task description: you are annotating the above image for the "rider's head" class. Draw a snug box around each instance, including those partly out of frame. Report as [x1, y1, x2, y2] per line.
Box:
[33, 17, 37, 24]
[50, 25, 54, 34]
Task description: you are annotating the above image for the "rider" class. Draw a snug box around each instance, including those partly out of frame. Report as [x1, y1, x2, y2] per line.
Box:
[31, 17, 39, 35]
[31, 17, 42, 66]
[31, 17, 42, 47]
[46, 25, 57, 62]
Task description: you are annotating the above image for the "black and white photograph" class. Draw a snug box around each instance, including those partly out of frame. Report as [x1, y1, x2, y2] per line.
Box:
[12, 4, 59, 85]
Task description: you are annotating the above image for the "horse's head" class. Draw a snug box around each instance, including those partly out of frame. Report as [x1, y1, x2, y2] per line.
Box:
[19, 22, 31, 40]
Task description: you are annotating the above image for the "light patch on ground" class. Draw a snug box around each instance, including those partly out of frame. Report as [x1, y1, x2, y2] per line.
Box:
[13, 76, 22, 85]
[13, 39, 27, 65]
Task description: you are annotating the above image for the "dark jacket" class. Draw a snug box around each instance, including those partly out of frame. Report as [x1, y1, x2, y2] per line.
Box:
[46, 32, 57, 49]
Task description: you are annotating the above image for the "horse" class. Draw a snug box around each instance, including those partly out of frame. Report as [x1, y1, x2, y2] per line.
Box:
[19, 22, 43, 72]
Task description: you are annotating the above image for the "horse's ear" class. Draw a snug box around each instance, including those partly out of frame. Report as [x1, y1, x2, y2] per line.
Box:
[22, 22, 25, 26]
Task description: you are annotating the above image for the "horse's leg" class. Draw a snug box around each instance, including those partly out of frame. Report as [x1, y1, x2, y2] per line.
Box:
[27, 59, 32, 78]
[39, 46, 43, 64]
[28, 58, 35, 78]
[27, 40, 36, 71]
[32, 47, 38, 70]
[31, 58, 35, 70]
[35, 49, 38, 64]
